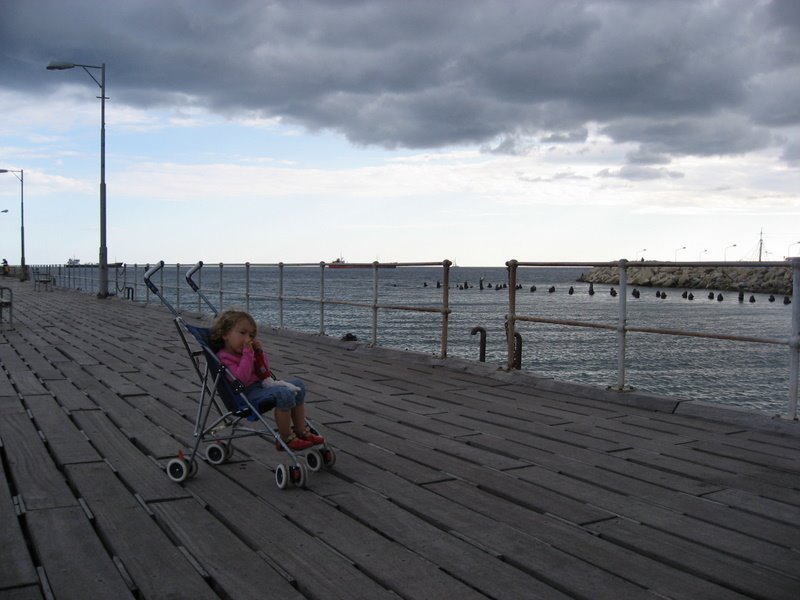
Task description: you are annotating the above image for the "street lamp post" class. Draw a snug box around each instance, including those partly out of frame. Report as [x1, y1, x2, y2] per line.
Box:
[47, 61, 108, 298]
[699, 249, 708, 261]
[674, 246, 686, 261]
[636, 248, 647, 261]
[788, 241, 800, 259]
[0, 169, 25, 281]
[724, 244, 737, 261]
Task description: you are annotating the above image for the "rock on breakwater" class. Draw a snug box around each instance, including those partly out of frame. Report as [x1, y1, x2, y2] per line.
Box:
[577, 264, 793, 294]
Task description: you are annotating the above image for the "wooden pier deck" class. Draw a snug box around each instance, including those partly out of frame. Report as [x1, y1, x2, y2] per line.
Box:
[1, 278, 798, 599]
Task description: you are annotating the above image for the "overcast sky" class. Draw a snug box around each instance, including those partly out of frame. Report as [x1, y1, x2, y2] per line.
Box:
[1, 0, 798, 266]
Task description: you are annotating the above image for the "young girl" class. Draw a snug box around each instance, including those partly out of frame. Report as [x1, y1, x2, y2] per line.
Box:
[209, 310, 323, 451]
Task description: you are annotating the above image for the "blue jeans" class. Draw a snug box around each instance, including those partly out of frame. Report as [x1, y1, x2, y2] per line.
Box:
[243, 378, 305, 417]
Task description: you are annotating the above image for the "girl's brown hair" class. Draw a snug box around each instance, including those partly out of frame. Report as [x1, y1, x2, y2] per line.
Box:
[209, 310, 257, 351]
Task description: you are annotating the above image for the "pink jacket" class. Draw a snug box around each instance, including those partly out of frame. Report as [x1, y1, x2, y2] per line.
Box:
[217, 347, 264, 387]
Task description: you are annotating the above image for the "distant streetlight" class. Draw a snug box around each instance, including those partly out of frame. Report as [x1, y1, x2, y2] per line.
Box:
[0, 169, 25, 281]
[699, 249, 708, 261]
[47, 60, 108, 298]
[1, 209, 8, 213]
[788, 241, 800, 258]
[674, 246, 686, 261]
[724, 244, 737, 261]
[636, 248, 647, 261]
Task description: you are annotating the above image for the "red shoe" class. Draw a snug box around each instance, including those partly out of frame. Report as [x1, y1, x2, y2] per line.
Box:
[277, 434, 314, 452]
[297, 428, 325, 445]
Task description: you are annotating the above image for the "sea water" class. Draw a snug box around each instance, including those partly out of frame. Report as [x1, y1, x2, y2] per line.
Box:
[160, 264, 794, 415]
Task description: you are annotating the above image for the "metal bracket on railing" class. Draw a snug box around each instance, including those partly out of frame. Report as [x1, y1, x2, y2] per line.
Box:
[471, 326, 487, 362]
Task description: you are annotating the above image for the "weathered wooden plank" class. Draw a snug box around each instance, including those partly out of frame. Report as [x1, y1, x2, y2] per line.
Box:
[83, 364, 144, 397]
[426, 479, 751, 600]
[703, 487, 800, 526]
[326, 451, 656, 599]
[512, 465, 800, 576]
[186, 463, 400, 600]
[229, 470, 492, 600]
[45, 378, 97, 410]
[65, 462, 217, 599]
[588, 517, 799, 600]
[82, 389, 179, 458]
[0, 586, 43, 599]
[150, 498, 305, 600]
[25, 506, 134, 599]
[24, 395, 101, 466]
[0, 410, 77, 510]
[325, 489, 573, 600]
[70, 410, 190, 502]
[56, 361, 106, 392]
[0, 453, 38, 590]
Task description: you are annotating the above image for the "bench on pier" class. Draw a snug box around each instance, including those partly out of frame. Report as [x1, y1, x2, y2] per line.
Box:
[0, 286, 11, 327]
[33, 268, 55, 291]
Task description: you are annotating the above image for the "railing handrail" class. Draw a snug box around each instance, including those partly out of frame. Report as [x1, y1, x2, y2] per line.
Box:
[30, 257, 798, 419]
[506, 258, 800, 419]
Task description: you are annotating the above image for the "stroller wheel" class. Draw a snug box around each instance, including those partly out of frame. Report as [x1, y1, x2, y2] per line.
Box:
[322, 447, 337, 467]
[224, 441, 235, 460]
[290, 463, 308, 488]
[275, 463, 289, 489]
[205, 442, 228, 465]
[305, 449, 323, 472]
[188, 458, 199, 478]
[166, 458, 189, 483]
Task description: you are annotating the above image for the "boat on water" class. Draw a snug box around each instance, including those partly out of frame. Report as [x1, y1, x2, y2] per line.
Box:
[328, 257, 396, 269]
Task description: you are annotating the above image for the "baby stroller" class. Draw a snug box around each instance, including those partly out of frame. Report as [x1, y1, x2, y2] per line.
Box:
[144, 261, 336, 489]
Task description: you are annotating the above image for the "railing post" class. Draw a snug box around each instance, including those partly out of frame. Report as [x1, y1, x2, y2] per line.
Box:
[158, 264, 164, 307]
[788, 258, 799, 419]
[506, 259, 518, 370]
[615, 258, 628, 390]
[371, 261, 379, 346]
[245, 262, 251, 312]
[175, 263, 181, 312]
[441, 259, 451, 358]
[278, 262, 284, 328]
[218, 262, 224, 312]
[319, 262, 326, 335]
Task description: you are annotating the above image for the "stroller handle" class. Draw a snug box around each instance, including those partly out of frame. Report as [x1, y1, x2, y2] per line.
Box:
[186, 261, 203, 292]
[143, 260, 179, 316]
[184, 261, 219, 316]
[144, 261, 165, 295]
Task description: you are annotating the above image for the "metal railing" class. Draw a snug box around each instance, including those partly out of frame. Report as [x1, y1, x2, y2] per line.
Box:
[505, 258, 800, 419]
[32, 257, 799, 418]
[123, 260, 454, 358]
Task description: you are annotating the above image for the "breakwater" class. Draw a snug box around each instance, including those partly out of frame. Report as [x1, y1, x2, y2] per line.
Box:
[577, 264, 793, 294]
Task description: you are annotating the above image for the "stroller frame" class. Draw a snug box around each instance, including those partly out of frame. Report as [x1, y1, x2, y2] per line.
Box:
[145, 261, 335, 489]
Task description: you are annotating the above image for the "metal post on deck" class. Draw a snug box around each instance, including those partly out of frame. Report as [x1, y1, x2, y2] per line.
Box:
[319, 262, 326, 335]
[175, 263, 181, 311]
[788, 258, 800, 420]
[615, 259, 628, 390]
[278, 263, 284, 328]
[217, 263, 224, 312]
[245, 263, 251, 312]
[371, 261, 379, 346]
[441, 259, 452, 358]
[506, 259, 518, 370]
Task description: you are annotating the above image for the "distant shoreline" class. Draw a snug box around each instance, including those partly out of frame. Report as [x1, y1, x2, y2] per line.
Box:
[577, 264, 793, 295]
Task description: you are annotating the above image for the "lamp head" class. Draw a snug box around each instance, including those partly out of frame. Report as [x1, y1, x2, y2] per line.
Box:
[0, 169, 7, 174]
[47, 61, 76, 70]
[1, 209, 8, 213]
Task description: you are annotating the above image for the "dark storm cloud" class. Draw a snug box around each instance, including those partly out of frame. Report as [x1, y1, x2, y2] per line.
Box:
[1, 0, 798, 163]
